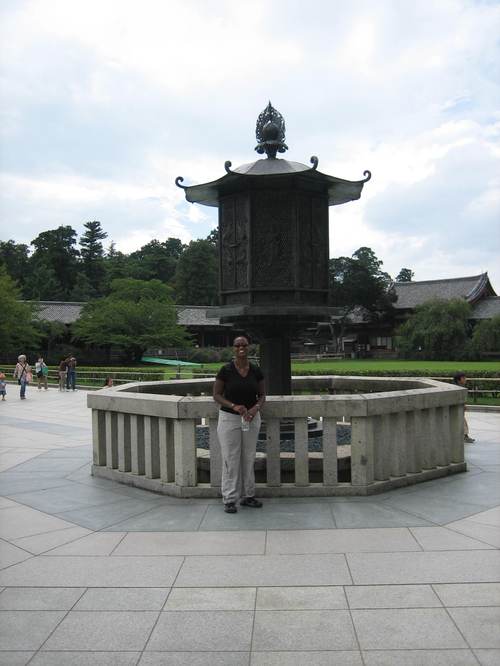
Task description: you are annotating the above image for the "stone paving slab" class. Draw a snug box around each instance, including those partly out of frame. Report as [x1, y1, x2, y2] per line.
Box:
[447, 607, 500, 648]
[30, 653, 140, 666]
[347, 550, 500, 584]
[139, 653, 249, 666]
[0, 587, 85, 610]
[43, 610, 159, 651]
[74, 587, 169, 611]
[252, 609, 358, 651]
[0, 610, 67, 650]
[409, 526, 495, 550]
[361, 649, 478, 665]
[42, 531, 126, 556]
[175, 554, 352, 587]
[0, 505, 78, 540]
[266, 527, 421, 554]
[329, 501, 433, 528]
[113, 530, 266, 556]
[474, 650, 500, 666]
[0, 556, 184, 587]
[432, 582, 500, 607]
[12, 526, 91, 555]
[165, 587, 256, 611]
[250, 652, 363, 666]
[352, 608, 467, 649]
[345, 584, 442, 609]
[200, 501, 336, 530]
[255, 585, 347, 610]
[0, 540, 32, 569]
[445, 517, 500, 547]
[146, 610, 254, 651]
[0, 652, 34, 666]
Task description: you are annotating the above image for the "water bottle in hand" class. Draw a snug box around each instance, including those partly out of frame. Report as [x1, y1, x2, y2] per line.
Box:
[241, 416, 250, 432]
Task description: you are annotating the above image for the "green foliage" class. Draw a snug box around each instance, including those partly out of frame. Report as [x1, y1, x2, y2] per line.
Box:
[73, 278, 192, 362]
[472, 315, 500, 352]
[127, 238, 185, 284]
[0, 265, 41, 350]
[80, 221, 107, 293]
[396, 298, 472, 359]
[0, 240, 30, 290]
[329, 246, 395, 313]
[396, 268, 414, 282]
[30, 225, 80, 298]
[174, 239, 219, 305]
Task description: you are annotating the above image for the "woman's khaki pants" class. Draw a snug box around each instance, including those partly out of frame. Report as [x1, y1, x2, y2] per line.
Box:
[217, 410, 261, 505]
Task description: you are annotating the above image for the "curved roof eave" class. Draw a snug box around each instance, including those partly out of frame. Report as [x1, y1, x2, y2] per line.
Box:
[176, 168, 371, 208]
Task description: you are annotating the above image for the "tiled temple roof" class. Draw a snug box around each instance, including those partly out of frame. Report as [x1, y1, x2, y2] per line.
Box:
[393, 273, 495, 309]
[471, 297, 500, 320]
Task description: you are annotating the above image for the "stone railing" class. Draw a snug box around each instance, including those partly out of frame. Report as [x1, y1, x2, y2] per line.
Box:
[88, 376, 467, 497]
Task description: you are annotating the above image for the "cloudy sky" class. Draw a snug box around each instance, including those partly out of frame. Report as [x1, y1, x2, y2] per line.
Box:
[1, 0, 499, 287]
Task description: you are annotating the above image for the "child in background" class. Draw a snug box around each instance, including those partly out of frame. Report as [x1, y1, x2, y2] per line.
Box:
[0, 373, 6, 400]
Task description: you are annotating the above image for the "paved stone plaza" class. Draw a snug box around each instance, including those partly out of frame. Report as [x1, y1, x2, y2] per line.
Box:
[0, 389, 499, 665]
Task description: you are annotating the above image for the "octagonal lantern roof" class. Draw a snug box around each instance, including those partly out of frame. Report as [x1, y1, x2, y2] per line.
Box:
[175, 102, 371, 208]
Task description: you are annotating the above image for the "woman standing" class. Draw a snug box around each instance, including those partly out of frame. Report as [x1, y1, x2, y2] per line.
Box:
[35, 356, 49, 390]
[213, 336, 266, 514]
[13, 354, 32, 400]
[58, 358, 67, 391]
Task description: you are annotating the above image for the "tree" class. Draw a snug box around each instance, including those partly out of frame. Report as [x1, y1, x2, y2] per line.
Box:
[30, 226, 80, 298]
[103, 242, 129, 288]
[472, 315, 500, 353]
[396, 268, 414, 282]
[0, 240, 30, 293]
[128, 238, 185, 284]
[80, 221, 107, 293]
[23, 264, 62, 300]
[396, 298, 472, 358]
[73, 278, 192, 362]
[174, 239, 219, 305]
[0, 265, 40, 350]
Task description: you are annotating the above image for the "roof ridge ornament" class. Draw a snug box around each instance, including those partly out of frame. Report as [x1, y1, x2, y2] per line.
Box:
[255, 101, 288, 159]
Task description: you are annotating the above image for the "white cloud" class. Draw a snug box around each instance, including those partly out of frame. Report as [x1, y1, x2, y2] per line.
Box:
[1, 0, 500, 288]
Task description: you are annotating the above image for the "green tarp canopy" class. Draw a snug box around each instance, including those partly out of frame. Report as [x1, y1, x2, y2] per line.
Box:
[141, 356, 201, 367]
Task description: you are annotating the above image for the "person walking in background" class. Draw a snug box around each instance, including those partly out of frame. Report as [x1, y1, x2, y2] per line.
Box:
[66, 356, 77, 391]
[58, 358, 67, 391]
[13, 354, 32, 400]
[103, 376, 114, 388]
[35, 356, 48, 390]
[0, 373, 6, 401]
[213, 335, 266, 514]
[453, 371, 475, 443]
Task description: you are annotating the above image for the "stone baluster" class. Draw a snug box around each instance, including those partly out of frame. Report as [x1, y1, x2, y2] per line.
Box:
[117, 413, 131, 472]
[159, 418, 175, 483]
[435, 406, 451, 467]
[420, 408, 437, 470]
[294, 417, 309, 486]
[209, 417, 222, 487]
[266, 417, 281, 486]
[449, 404, 465, 463]
[390, 412, 406, 477]
[105, 411, 118, 469]
[130, 414, 145, 475]
[351, 416, 375, 487]
[173, 419, 197, 487]
[373, 414, 390, 481]
[322, 417, 337, 486]
[144, 416, 160, 479]
[405, 410, 420, 474]
[92, 409, 106, 466]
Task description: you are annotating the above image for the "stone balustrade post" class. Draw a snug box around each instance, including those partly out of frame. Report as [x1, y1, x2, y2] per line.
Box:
[209, 417, 222, 487]
[117, 413, 131, 472]
[92, 409, 106, 466]
[390, 412, 406, 477]
[351, 416, 375, 487]
[266, 417, 281, 486]
[173, 419, 197, 487]
[449, 404, 465, 463]
[144, 416, 160, 479]
[322, 416, 337, 486]
[420, 408, 437, 470]
[435, 406, 451, 467]
[130, 414, 145, 475]
[159, 418, 175, 483]
[373, 414, 390, 481]
[405, 410, 420, 474]
[105, 411, 118, 469]
[294, 417, 309, 486]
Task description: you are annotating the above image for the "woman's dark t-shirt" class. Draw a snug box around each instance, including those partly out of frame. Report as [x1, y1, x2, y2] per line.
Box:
[216, 361, 264, 413]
